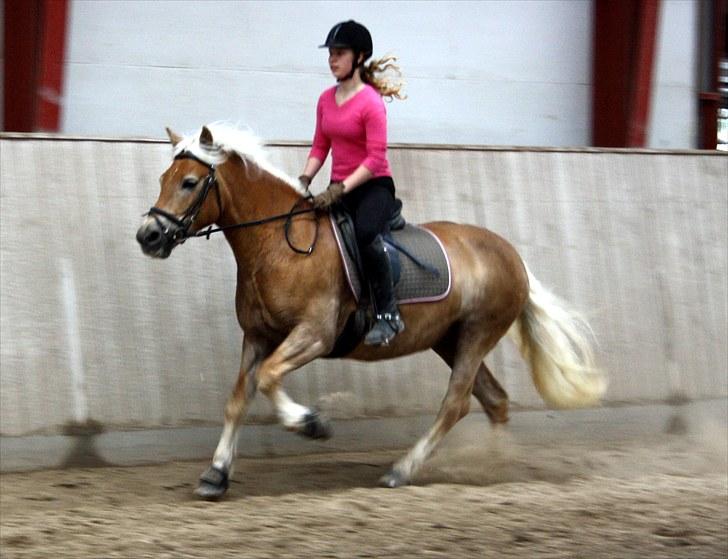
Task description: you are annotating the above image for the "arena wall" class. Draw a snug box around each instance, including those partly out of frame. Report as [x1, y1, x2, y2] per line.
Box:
[1, 135, 726, 445]
[59, 0, 698, 148]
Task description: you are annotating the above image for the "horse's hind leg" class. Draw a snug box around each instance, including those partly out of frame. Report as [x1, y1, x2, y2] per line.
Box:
[435, 339, 509, 425]
[472, 363, 510, 425]
[381, 328, 501, 488]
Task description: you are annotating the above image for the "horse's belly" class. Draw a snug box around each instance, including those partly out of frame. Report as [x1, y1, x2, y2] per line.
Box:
[344, 296, 461, 361]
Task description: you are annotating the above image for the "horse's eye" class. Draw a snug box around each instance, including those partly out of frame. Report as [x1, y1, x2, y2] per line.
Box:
[182, 178, 199, 190]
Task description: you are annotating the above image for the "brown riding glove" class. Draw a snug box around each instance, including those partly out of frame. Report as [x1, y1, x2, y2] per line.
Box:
[312, 181, 345, 209]
[298, 175, 312, 191]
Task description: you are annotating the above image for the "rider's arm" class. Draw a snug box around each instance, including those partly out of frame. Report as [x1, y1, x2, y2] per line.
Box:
[301, 157, 324, 182]
[341, 164, 373, 192]
[302, 94, 330, 182]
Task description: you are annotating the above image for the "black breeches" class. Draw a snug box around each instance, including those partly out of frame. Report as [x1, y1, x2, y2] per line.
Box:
[341, 176, 396, 247]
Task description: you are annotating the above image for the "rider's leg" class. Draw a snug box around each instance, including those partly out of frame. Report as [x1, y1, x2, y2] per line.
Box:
[361, 234, 405, 345]
[345, 179, 404, 346]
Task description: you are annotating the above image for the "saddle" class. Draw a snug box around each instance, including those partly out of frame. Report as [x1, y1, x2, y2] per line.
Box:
[326, 199, 451, 357]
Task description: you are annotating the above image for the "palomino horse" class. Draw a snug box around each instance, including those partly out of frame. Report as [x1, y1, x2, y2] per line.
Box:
[136, 124, 606, 499]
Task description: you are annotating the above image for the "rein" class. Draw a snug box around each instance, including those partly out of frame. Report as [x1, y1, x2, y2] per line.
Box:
[146, 151, 319, 255]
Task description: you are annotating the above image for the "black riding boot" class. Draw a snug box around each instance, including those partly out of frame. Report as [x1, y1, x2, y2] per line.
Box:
[362, 235, 405, 346]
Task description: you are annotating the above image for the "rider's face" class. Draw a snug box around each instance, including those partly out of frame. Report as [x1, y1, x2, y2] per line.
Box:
[328, 48, 355, 80]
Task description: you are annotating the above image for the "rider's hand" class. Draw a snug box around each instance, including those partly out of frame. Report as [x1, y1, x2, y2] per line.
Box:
[312, 181, 345, 209]
[298, 175, 312, 191]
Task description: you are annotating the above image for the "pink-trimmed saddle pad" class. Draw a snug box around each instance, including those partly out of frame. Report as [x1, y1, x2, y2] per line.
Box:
[329, 216, 452, 304]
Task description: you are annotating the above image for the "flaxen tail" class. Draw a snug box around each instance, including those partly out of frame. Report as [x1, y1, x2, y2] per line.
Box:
[509, 265, 607, 409]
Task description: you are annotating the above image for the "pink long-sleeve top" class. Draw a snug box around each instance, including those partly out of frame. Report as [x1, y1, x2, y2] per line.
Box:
[308, 84, 392, 182]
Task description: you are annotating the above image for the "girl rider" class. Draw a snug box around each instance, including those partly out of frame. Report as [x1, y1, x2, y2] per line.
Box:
[299, 20, 406, 346]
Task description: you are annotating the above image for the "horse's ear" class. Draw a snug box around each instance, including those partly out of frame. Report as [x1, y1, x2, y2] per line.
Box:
[200, 126, 214, 148]
[165, 127, 183, 147]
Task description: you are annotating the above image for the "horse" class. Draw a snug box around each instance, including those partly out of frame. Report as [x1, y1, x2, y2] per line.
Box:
[136, 124, 606, 499]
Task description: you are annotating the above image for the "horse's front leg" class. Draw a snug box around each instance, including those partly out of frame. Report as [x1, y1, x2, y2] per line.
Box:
[195, 337, 262, 499]
[256, 322, 334, 438]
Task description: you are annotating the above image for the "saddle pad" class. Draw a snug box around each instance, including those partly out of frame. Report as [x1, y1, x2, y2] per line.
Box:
[329, 217, 452, 304]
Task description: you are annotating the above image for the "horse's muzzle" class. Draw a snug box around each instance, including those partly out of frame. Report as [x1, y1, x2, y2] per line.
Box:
[136, 219, 176, 258]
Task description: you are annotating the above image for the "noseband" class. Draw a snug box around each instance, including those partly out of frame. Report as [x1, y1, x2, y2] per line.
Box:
[146, 151, 222, 246]
[145, 151, 319, 254]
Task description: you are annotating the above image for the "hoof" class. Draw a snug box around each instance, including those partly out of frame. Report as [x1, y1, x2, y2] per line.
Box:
[379, 469, 409, 488]
[298, 411, 332, 440]
[194, 465, 229, 500]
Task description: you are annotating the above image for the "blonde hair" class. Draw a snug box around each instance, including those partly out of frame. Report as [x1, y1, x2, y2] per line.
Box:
[361, 55, 406, 101]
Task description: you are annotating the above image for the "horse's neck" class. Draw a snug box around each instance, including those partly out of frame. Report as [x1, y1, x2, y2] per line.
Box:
[217, 159, 302, 267]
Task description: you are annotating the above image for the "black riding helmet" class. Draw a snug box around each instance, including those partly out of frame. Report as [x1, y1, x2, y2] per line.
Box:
[320, 20, 373, 80]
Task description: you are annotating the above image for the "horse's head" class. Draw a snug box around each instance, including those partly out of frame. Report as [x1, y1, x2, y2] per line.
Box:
[136, 126, 224, 258]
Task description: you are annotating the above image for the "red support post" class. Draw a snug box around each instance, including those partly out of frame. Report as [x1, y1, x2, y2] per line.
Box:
[36, 0, 69, 132]
[698, 0, 727, 150]
[592, 0, 634, 147]
[2, 0, 43, 131]
[1, 0, 68, 132]
[626, 0, 660, 147]
[592, 0, 661, 147]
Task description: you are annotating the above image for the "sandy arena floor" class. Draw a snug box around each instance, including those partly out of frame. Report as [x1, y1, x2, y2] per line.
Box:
[1, 408, 727, 559]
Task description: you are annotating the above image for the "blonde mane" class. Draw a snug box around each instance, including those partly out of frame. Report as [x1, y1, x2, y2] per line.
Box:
[174, 123, 303, 193]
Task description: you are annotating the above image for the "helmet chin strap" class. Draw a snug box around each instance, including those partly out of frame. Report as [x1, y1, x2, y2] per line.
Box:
[337, 52, 363, 82]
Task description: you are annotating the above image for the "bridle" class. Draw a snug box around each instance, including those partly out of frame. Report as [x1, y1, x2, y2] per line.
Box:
[146, 152, 222, 246]
[145, 151, 319, 254]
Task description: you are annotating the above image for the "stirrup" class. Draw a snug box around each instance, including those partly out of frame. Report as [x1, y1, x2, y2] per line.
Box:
[364, 313, 405, 346]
